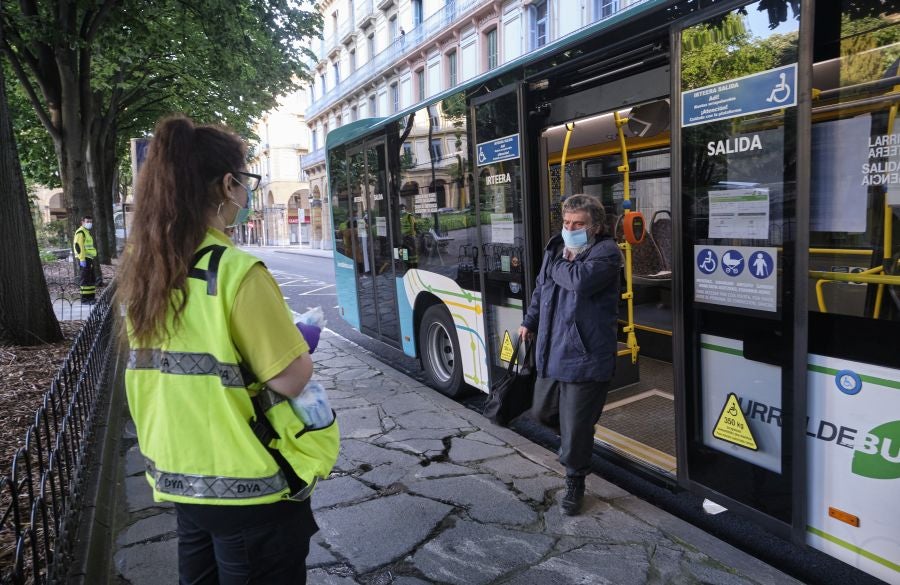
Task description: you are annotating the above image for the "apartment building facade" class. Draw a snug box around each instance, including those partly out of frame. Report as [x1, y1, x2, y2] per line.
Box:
[302, 0, 643, 249]
[246, 89, 316, 247]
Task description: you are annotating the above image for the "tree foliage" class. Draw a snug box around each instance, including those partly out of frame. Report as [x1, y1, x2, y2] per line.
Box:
[1, 0, 322, 264]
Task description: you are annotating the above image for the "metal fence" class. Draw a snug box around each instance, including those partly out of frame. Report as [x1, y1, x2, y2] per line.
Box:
[42, 261, 105, 322]
[0, 284, 116, 584]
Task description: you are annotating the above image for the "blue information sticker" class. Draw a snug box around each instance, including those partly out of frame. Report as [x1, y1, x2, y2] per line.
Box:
[682, 64, 797, 127]
[697, 248, 718, 274]
[721, 250, 745, 276]
[477, 134, 521, 167]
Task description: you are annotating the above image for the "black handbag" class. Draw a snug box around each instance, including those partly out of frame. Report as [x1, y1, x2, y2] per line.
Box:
[483, 337, 535, 427]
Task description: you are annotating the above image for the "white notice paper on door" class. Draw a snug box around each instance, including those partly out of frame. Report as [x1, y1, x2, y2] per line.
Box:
[708, 188, 769, 240]
[491, 213, 515, 244]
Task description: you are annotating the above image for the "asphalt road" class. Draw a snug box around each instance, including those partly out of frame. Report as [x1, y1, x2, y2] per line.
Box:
[244, 246, 883, 585]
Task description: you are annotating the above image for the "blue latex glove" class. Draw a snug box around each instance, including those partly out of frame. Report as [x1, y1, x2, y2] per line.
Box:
[79, 260, 87, 268]
[296, 322, 321, 354]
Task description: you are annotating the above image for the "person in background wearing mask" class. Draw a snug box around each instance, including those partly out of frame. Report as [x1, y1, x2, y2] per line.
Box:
[517, 194, 620, 516]
[117, 115, 338, 584]
[73, 214, 98, 304]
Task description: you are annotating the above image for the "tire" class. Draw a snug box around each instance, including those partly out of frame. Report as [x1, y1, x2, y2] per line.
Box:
[419, 304, 465, 397]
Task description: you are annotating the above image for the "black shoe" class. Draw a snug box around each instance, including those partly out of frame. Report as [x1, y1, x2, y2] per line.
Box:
[561, 476, 585, 516]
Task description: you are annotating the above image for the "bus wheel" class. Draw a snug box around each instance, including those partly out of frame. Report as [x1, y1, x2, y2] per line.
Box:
[419, 304, 465, 397]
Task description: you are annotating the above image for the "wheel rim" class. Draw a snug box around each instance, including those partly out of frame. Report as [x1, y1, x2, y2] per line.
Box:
[425, 321, 455, 384]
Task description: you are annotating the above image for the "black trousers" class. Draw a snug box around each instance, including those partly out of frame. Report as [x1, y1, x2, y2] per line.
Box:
[79, 258, 97, 302]
[176, 499, 317, 585]
[531, 377, 611, 477]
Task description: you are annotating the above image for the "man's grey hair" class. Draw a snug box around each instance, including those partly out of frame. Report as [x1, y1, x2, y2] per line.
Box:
[562, 194, 606, 236]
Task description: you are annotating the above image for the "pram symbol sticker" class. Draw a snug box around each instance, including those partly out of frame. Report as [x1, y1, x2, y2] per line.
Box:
[722, 250, 744, 276]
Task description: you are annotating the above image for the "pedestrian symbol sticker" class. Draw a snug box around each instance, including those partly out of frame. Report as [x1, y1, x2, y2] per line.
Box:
[750, 250, 774, 279]
[499, 331, 515, 363]
[713, 393, 758, 451]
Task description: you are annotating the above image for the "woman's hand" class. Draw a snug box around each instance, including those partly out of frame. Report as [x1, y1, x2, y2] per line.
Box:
[517, 325, 533, 342]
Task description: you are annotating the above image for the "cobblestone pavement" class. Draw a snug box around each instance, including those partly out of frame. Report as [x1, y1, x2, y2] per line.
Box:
[113, 331, 803, 585]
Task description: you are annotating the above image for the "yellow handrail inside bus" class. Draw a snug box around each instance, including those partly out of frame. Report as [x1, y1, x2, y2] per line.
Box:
[614, 110, 640, 364]
[559, 122, 574, 195]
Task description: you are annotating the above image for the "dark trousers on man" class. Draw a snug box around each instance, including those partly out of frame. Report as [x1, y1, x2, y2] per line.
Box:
[531, 377, 611, 477]
[176, 500, 316, 585]
[79, 258, 97, 303]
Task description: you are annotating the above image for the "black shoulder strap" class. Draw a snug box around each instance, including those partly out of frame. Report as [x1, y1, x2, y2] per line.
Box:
[188, 245, 227, 295]
[249, 395, 307, 497]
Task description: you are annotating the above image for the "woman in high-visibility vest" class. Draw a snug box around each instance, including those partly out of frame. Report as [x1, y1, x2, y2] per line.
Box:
[117, 115, 338, 584]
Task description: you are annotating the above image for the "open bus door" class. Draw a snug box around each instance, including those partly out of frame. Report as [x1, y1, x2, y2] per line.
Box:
[470, 85, 533, 386]
[674, 1, 807, 540]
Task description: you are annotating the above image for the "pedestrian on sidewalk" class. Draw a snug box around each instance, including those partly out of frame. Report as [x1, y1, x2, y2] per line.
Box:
[117, 115, 339, 584]
[518, 193, 621, 516]
[72, 214, 97, 303]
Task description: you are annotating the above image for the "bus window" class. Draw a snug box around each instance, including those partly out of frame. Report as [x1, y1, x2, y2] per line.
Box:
[393, 93, 478, 288]
[809, 2, 900, 323]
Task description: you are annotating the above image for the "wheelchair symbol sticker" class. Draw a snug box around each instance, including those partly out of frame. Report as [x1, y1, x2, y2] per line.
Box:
[722, 250, 744, 276]
[750, 251, 774, 279]
[697, 249, 718, 274]
[835, 369, 862, 396]
[477, 146, 487, 164]
[766, 71, 791, 104]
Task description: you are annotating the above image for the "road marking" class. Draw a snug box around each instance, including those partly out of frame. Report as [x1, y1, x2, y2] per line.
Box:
[300, 284, 335, 295]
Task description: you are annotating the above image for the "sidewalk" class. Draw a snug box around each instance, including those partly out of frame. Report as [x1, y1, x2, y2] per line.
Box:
[238, 244, 334, 259]
[111, 331, 803, 585]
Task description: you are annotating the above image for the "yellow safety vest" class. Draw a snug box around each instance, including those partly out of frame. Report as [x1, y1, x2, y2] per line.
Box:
[125, 231, 339, 505]
[73, 226, 96, 260]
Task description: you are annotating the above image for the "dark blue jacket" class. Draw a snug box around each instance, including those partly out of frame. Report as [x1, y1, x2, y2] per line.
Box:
[522, 234, 621, 383]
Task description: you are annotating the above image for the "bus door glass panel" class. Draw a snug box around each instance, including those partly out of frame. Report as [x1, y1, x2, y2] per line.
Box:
[329, 146, 360, 328]
[806, 4, 900, 581]
[348, 147, 378, 336]
[679, 2, 800, 523]
[365, 141, 401, 344]
[472, 89, 526, 384]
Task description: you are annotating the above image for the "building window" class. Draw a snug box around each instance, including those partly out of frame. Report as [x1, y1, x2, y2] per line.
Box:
[320, 73, 327, 94]
[369, 94, 377, 117]
[532, 1, 548, 49]
[417, 69, 425, 101]
[332, 61, 340, 85]
[389, 16, 398, 41]
[486, 28, 498, 70]
[595, 0, 617, 20]
[403, 142, 413, 159]
[336, 114, 342, 128]
[349, 49, 356, 73]
[351, 105, 358, 121]
[391, 83, 400, 113]
[447, 50, 457, 87]
[430, 139, 443, 160]
[323, 122, 329, 136]
[412, 0, 423, 26]
[312, 129, 319, 151]
[367, 34, 375, 59]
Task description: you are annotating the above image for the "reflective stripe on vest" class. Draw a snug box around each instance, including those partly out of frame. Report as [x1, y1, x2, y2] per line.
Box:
[145, 456, 290, 499]
[128, 349, 245, 388]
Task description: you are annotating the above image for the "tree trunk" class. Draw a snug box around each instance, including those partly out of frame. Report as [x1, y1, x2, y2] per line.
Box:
[0, 65, 63, 345]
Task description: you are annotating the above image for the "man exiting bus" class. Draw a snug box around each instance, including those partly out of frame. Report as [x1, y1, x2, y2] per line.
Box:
[73, 215, 98, 304]
[518, 194, 621, 515]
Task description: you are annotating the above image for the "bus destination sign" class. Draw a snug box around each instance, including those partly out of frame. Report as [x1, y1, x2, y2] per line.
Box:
[477, 134, 521, 166]
[682, 64, 797, 127]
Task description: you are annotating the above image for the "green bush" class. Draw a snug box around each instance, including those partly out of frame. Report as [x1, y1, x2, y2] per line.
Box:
[36, 219, 68, 249]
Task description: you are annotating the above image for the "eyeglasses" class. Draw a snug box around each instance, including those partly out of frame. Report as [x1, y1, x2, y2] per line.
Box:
[232, 171, 261, 193]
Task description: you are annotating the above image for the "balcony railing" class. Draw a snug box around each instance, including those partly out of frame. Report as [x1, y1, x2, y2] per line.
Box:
[302, 149, 327, 170]
[307, 0, 488, 119]
[355, 0, 375, 28]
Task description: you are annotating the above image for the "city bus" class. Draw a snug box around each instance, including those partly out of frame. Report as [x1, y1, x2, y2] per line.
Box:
[326, 1, 900, 582]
